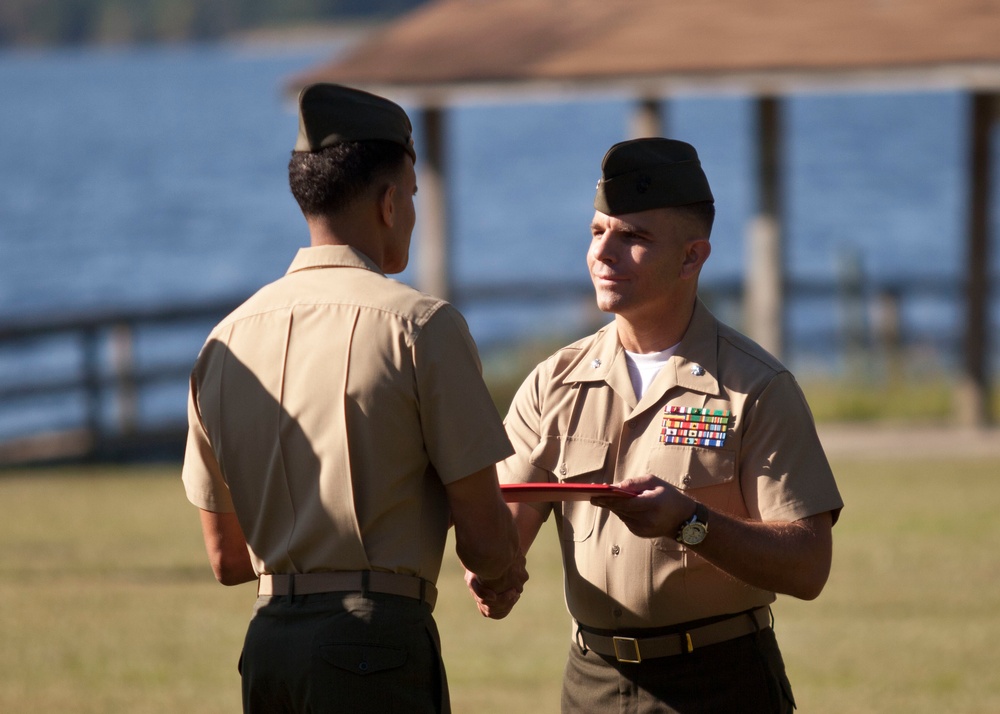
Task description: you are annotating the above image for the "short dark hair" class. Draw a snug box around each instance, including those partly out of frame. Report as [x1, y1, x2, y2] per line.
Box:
[288, 140, 409, 218]
[680, 201, 716, 238]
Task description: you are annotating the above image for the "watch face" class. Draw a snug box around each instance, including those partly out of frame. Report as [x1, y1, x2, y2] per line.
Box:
[681, 522, 708, 546]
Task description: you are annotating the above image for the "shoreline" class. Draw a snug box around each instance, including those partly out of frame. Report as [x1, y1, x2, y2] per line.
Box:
[818, 423, 1000, 459]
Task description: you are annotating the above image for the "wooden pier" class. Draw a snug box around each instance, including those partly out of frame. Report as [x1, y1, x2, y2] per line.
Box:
[0, 272, 991, 467]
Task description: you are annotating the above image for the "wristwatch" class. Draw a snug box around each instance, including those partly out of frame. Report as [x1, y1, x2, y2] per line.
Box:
[676, 502, 709, 546]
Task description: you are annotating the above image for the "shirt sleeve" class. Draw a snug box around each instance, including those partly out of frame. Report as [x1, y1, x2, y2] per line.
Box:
[181, 371, 236, 513]
[495, 361, 555, 520]
[739, 371, 844, 525]
[413, 304, 513, 485]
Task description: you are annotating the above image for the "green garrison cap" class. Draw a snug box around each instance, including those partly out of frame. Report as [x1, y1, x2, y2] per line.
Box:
[293, 83, 416, 162]
[594, 138, 713, 215]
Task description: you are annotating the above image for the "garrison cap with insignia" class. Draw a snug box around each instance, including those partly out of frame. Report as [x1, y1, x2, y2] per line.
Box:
[293, 83, 416, 163]
[594, 138, 713, 215]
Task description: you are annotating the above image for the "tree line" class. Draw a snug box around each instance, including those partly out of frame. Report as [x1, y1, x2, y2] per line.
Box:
[0, 0, 427, 47]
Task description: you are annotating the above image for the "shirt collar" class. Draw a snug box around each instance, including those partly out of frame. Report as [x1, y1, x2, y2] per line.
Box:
[665, 298, 721, 399]
[565, 299, 723, 413]
[286, 245, 383, 276]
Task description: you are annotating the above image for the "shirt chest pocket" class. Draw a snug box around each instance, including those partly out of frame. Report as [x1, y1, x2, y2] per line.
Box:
[645, 445, 737, 506]
[646, 445, 738, 554]
[530, 435, 610, 542]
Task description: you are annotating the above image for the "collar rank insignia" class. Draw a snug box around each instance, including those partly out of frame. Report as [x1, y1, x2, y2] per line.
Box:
[659, 405, 731, 448]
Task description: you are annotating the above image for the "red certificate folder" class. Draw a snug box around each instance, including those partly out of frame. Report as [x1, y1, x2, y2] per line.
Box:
[500, 483, 636, 503]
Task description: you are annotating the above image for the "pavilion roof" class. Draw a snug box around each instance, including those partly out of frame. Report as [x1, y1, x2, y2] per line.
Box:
[289, 0, 1000, 99]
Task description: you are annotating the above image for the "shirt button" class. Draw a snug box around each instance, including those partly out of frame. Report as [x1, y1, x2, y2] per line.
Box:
[682, 475, 692, 486]
[559, 463, 567, 476]
[627, 420, 636, 429]
[613, 608, 623, 618]
[611, 544, 620, 556]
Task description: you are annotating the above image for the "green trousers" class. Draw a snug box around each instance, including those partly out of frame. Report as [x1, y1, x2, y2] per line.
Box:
[239, 591, 448, 713]
[562, 627, 795, 713]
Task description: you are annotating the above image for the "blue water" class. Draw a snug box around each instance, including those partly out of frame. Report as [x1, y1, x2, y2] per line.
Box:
[0, 43, 997, 440]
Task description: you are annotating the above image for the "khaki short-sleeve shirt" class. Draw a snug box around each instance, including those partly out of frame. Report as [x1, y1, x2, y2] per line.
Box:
[499, 300, 843, 629]
[182, 245, 512, 583]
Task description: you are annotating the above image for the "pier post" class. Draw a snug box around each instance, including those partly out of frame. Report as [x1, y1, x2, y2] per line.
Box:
[957, 92, 998, 426]
[745, 96, 785, 360]
[111, 323, 138, 437]
[631, 96, 665, 138]
[416, 105, 451, 302]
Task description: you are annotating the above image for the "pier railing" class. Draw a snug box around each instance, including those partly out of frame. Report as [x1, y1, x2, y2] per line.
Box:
[0, 299, 242, 466]
[0, 273, 981, 466]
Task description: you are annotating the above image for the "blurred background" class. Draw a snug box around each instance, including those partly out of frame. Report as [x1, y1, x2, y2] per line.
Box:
[2, 4, 999, 713]
[1, 0, 998, 465]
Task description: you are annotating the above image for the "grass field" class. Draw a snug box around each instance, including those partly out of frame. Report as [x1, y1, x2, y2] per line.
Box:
[2, 454, 999, 712]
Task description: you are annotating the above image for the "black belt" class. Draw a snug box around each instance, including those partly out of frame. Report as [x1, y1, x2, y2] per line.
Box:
[258, 571, 437, 609]
[576, 606, 771, 663]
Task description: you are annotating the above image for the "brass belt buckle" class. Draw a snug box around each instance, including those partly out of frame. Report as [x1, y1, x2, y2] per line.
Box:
[612, 636, 642, 664]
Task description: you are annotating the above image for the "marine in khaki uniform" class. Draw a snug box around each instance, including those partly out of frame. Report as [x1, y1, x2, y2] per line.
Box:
[468, 138, 843, 713]
[182, 83, 525, 714]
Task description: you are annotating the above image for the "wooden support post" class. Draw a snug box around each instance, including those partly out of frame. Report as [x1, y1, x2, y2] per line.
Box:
[416, 106, 451, 302]
[111, 323, 138, 436]
[957, 92, 998, 426]
[872, 287, 903, 384]
[81, 327, 102, 458]
[745, 96, 785, 359]
[836, 247, 867, 378]
[631, 96, 666, 138]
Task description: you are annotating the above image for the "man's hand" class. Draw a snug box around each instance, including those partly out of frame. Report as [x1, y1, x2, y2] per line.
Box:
[464, 550, 528, 620]
[591, 475, 695, 539]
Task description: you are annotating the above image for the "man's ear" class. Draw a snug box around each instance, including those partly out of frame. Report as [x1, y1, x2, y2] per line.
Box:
[680, 238, 711, 279]
[378, 183, 397, 227]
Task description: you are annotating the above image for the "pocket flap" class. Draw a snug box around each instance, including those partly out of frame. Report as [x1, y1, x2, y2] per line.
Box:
[530, 436, 610, 481]
[646, 445, 735, 490]
[320, 644, 407, 675]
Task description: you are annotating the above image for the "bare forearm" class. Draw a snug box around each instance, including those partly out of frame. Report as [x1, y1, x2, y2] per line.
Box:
[199, 509, 256, 586]
[448, 467, 521, 583]
[214, 550, 257, 585]
[691, 509, 833, 600]
[596, 476, 834, 601]
[454, 507, 520, 583]
[509, 503, 545, 554]
[468, 503, 542, 593]
[463, 502, 540, 619]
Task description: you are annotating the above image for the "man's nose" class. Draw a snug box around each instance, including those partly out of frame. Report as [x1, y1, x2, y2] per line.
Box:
[591, 234, 616, 263]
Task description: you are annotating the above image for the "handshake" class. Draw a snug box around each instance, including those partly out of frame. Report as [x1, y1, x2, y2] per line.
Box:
[463, 551, 529, 620]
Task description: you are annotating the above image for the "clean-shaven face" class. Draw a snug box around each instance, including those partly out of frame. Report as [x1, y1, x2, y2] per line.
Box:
[587, 208, 704, 321]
